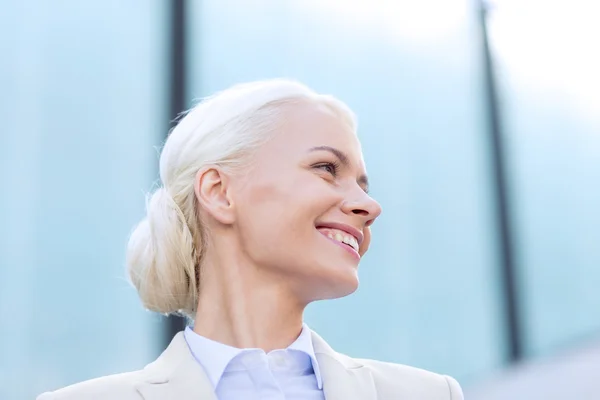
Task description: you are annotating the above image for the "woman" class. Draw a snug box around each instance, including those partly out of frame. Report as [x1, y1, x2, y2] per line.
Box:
[38, 79, 463, 400]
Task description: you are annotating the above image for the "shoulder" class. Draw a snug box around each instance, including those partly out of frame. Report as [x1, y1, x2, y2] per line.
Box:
[355, 356, 463, 400]
[310, 329, 463, 400]
[36, 370, 145, 400]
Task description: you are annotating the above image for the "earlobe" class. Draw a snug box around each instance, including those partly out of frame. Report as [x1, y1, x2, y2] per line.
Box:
[194, 167, 236, 224]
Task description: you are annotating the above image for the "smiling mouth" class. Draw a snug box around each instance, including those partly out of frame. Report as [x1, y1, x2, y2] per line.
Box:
[317, 228, 359, 252]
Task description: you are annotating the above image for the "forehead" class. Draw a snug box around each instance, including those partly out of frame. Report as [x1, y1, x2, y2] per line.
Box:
[270, 101, 364, 163]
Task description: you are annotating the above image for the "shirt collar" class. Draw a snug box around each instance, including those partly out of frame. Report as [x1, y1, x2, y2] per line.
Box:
[183, 323, 323, 389]
[289, 323, 323, 389]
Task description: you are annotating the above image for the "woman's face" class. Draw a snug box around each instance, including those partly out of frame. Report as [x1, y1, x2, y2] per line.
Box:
[231, 101, 381, 302]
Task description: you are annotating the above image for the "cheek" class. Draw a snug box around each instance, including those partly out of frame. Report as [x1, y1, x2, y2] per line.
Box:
[234, 176, 340, 257]
[239, 169, 337, 224]
[359, 227, 372, 256]
[235, 179, 304, 250]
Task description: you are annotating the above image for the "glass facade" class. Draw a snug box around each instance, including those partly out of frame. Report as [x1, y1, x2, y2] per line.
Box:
[0, 1, 167, 399]
[488, 1, 600, 357]
[1, 1, 598, 398]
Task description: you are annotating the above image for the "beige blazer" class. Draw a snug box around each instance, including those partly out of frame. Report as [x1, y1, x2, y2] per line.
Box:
[37, 331, 463, 400]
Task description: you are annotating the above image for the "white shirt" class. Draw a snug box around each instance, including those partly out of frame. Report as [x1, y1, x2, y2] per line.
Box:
[183, 323, 325, 400]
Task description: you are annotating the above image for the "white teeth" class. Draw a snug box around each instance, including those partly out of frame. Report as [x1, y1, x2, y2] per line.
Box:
[342, 235, 359, 251]
[324, 229, 359, 252]
[342, 235, 358, 251]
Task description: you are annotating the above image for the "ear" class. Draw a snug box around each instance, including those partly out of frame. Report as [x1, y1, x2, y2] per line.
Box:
[194, 166, 235, 225]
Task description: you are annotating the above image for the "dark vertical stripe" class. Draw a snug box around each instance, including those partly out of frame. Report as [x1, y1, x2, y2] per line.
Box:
[165, 0, 188, 347]
[477, 1, 523, 362]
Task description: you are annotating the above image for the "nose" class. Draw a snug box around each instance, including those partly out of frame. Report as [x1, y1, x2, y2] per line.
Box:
[341, 192, 382, 226]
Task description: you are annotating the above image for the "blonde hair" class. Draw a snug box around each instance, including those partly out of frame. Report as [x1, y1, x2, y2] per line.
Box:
[126, 79, 356, 318]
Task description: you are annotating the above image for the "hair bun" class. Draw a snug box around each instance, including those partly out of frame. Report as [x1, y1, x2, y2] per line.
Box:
[126, 187, 198, 317]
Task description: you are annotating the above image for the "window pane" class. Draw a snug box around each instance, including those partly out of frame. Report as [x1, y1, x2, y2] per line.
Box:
[489, 1, 600, 357]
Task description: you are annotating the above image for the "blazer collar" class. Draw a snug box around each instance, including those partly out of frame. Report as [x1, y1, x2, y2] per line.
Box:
[311, 330, 378, 400]
[136, 330, 377, 400]
[135, 332, 217, 400]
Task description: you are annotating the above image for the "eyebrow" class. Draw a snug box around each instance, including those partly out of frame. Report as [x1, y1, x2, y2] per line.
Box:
[308, 145, 370, 192]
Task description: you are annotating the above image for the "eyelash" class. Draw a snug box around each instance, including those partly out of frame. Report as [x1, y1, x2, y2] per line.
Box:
[313, 161, 370, 194]
[314, 161, 340, 177]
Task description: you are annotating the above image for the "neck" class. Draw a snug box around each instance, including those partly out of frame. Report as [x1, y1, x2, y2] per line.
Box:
[193, 250, 306, 352]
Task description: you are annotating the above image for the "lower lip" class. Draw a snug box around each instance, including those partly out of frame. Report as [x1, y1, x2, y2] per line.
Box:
[319, 232, 361, 261]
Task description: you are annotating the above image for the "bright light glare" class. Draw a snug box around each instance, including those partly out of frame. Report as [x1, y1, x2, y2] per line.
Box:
[488, 0, 600, 120]
[295, 0, 468, 44]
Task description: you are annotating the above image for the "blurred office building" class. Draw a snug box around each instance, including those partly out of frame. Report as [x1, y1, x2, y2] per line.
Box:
[1, 1, 599, 399]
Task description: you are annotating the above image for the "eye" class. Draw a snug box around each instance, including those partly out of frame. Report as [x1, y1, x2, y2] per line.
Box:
[314, 161, 340, 176]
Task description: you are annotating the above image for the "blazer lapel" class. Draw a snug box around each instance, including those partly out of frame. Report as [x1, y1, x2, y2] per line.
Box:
[135, 332, 217, 400]
[311, 331, 378, 400]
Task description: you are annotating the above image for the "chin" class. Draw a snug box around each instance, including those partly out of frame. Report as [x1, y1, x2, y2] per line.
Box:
[315, 268, 360, 300]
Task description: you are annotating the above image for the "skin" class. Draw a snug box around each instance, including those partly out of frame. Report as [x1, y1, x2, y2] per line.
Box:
[192, 101, 381, 351]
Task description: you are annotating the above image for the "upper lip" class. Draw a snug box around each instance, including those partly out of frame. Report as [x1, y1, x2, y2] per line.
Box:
[316, 222, 364, 246]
